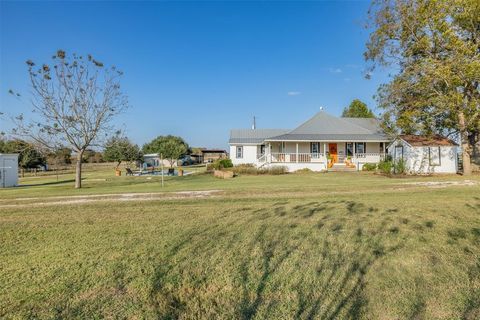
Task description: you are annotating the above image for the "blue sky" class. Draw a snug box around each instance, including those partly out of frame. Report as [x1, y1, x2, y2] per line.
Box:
[0, 1, 392, 148]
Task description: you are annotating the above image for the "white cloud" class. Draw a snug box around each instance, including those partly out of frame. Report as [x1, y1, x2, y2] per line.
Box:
[329, 68, 342, 74]
[287, 91, 301, 96]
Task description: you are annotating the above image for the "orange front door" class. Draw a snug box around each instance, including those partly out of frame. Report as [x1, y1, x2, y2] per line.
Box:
[328, 143, 338, 163]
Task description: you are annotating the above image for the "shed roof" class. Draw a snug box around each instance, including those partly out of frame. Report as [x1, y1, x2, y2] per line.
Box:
[201, 149, 227, 154]
[399, 135, 458, 147]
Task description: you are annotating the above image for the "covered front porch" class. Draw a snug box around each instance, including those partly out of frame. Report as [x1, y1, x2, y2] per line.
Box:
[259, 141, 387, 171]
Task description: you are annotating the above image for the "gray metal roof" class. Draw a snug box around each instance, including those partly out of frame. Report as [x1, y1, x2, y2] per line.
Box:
[342, 117, 383, 133]
[264, 133, 390, 142]
[265, 112, 389, 142]
[229, 129, 289, 144]
[288, 112, 373, 135]
[230, 112, 390, 144]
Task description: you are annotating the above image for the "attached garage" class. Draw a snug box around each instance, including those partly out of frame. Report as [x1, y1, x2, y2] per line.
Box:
[387, 135, 458, 174]
[0, 153, 19, 188]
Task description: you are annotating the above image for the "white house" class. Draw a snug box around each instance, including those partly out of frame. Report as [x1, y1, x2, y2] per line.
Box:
[229, 111, 390, 172]
[0, 153, 19, 188]
[387, 135, 458, 174]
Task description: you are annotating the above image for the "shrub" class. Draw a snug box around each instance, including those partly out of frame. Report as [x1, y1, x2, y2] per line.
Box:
[377, 159, 393, 175]
[263, 166, 289, 175]
[229, 164, 289, 175]
[212, 158, 233, 170]
[230, 164, 257, 175]
[362, 163, 377, 171]
[294, 168, 313, 174]
[394, 159, 407, 174]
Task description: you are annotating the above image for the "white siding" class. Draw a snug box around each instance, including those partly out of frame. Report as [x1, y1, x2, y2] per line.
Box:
[230, 145, 258, 165]
[387, 139, 457, 174]
[0, 154, 19, 188]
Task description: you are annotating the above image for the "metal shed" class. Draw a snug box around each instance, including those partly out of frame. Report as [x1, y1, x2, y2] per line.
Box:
[0, 153, 19, 188]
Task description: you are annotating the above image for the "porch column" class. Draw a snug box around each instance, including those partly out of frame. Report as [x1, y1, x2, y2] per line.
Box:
[296, 143, 299, 163]
[323, 143, 327, 156]
[353, 142, 356, 157]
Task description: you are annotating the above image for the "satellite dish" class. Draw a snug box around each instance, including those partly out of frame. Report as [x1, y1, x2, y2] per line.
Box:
[319, 106, 324, 111]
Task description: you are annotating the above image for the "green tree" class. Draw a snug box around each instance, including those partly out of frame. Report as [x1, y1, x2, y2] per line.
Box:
[342, 99, 375, 118]
[103, 136, 142, 169]
[142, 135, 189, 168]
[365, 0, 480, 175]
[0, 139, 45, 169]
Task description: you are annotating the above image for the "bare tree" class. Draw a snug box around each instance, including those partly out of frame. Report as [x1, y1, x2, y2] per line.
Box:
[13, 50, 128, 188]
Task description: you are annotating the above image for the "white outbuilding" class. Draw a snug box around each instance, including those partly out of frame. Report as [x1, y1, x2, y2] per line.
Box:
[387, 135, 458, 174]
[0, 153, 19, 188]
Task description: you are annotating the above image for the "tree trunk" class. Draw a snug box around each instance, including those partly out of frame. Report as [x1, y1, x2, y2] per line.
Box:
[75, 150, 84, 188]
[458, 111, 471, 175]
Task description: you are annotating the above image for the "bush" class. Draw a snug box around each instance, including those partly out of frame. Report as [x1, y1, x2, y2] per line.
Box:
[294, 168, 313, 174]
[362, 163, 377, 171]
[377, 160, 393, 175]
[394, 159, 407, 174]
[230, 164, 257, 175]
[228, 164, 289, 175]
[212, 158, 233, 170]
[262, 166, 289, 175]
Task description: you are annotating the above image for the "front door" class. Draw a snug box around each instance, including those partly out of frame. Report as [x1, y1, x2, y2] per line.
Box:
[328, 143, 338, 163]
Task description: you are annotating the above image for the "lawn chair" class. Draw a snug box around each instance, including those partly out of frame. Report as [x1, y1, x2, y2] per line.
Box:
[125, 168, 134, 176]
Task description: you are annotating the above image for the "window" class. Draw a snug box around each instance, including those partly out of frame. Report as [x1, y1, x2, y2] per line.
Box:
[429, 147, 441, 166]
[394, 145, 403, 160]
[380, 142, 384, 153]
[310, 142, 320, 158]
[355, 142, 366, 154]
[236, 146, 243, 159]
[260, 145, 265, 155]
[345, 143, 354, 157]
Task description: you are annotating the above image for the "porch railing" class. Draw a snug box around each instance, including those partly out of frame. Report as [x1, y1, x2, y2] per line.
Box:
[265, 152, 385, 164]
[269, 153, 327, 163]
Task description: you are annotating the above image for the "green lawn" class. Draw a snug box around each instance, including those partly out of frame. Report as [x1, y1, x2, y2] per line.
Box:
[1, 170, 480, 319]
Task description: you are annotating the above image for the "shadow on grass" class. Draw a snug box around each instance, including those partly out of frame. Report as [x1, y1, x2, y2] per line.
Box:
[19, 179, 76, 187]
[147, 200, 401, 319]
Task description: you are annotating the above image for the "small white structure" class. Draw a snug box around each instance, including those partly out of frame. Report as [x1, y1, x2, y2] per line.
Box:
[0, 153, 19, 188]
[388, 135, 458, 174]
[143, 153, 177, 168]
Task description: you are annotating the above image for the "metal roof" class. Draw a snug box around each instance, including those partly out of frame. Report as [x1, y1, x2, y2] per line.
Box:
[229, 129, 289, 144]
[287, 112, 374, 135]
[265, 133, 389, 142]
[229, 112, 390, 144]
[342, 117, 383, 133]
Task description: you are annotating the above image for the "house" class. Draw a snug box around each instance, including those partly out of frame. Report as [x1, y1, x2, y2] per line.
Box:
[0, 153, 19, 188]
[387, 135, 458, 174]
[201, 149, 228, 163]
[229, 111, 390, 172]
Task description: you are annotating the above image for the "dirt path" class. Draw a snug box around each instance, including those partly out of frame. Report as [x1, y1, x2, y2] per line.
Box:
[0, 190, 222, 208]
[402, 180, 479, 188]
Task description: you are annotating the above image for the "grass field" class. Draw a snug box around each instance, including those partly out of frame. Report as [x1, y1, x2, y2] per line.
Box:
[1, 169, 480, 319]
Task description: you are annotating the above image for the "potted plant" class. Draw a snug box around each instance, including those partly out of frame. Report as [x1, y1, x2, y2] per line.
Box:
[327, 155, 334, 168]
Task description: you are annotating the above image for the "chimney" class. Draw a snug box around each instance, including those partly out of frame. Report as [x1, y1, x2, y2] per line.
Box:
[252, 116, 256, 130]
